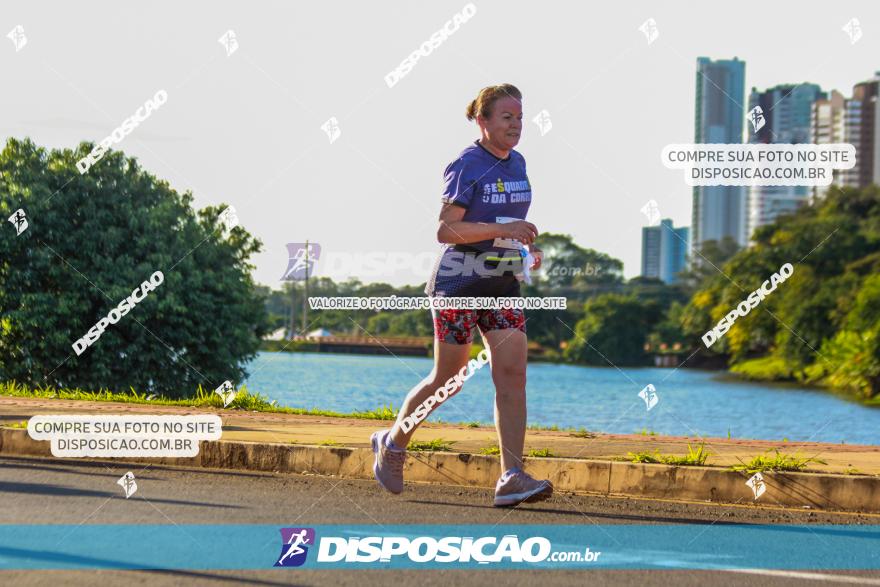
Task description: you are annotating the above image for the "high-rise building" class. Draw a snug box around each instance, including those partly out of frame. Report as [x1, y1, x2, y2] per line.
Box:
[641, 219, 689, 284]
[692, 57, 747, 253]
[842, 72, 880, 189]
[810, 89, 846, 200]
[746, 83, 824, 240]
[809, 73, 880, 198]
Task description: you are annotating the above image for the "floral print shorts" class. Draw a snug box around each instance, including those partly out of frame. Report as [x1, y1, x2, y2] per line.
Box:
[431, 307, 526, 345]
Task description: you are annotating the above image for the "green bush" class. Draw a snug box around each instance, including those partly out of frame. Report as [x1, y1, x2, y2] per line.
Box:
[0, 138, 269, 397]
[730, 355, 793, 381]
[805, 329, 880, 399]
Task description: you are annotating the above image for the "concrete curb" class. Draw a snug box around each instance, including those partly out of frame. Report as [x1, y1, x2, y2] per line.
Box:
[3, 428, 879, 513]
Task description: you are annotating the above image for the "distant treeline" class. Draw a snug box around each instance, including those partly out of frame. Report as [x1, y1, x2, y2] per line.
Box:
[260, 185, 880, 403]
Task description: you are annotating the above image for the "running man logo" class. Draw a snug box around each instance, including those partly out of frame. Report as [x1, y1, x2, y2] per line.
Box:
[218, 30, 239, 56]
[746, 472, 766, 500]
[218, 206, 238, 232]
[638, 384, 659, 411]
[640, 200, 661, 226]
[637, 18, 659, 45]
[8, 209, 28, 235]
[6, 25, 27, 52]
[281, 243, 321, 281]
[275, 527, 316, 567]
[321, 117, 341, 144]
[532, 110, 552, 136]
[748, 106, 766, 133]
[215, 380, 236, 408]
[842, 18, 862, 45]
[117, 471, 137, 499]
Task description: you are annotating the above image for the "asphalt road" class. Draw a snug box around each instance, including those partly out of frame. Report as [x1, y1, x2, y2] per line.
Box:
[1, 456, 879, 586]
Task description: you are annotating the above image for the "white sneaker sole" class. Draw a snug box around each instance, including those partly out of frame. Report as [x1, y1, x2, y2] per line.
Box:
[493, 482, 553, 507]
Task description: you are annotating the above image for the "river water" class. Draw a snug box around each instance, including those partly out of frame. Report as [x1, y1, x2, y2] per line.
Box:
[243, 351, 880, 445]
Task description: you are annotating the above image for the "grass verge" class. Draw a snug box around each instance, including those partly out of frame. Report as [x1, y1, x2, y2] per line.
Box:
[408, 438, 456, 452]
[627, 442, 710, 466]
[0, 381, 396, 420]
[730, 449, 827, 473]
[0, 381, 595, 432]
[527, 448, 556, 458]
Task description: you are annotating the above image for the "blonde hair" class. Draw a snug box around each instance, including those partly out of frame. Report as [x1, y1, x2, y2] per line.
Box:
[465, 84, 522, 122]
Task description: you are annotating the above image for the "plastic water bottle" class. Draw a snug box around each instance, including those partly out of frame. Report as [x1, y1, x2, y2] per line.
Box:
[519, 245, 533, 285]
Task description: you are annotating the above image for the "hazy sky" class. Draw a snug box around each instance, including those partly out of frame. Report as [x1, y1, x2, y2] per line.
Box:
[3, 1, 878, 289]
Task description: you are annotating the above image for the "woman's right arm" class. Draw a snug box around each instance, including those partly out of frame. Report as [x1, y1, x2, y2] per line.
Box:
[436, 204, 538, 245]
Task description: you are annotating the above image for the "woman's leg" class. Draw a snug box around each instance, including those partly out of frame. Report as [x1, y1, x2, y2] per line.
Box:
[482, 321, 552, 507]
[481, 327, 528, 473]
[388, 339, 472, 448]
[372, 309, 475, 495]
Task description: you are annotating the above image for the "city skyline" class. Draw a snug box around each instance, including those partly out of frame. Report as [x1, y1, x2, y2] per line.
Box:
[2, 2, 878, 290]
[643, 64, 880, 277]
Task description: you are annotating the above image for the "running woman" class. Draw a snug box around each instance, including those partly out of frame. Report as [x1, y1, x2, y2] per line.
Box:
[371, 84, 553, 507]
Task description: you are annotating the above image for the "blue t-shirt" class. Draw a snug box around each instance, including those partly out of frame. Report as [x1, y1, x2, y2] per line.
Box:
[425, 140, 533, 297]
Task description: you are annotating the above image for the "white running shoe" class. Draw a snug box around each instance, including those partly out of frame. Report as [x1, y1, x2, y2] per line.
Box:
[370, 429, 406, 494]
[494, 469, 553, 507]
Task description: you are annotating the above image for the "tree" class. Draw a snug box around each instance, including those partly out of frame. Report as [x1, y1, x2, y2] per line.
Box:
[0, 138, 269, 397]
[676, 236, 741, 293]
[805, 273, 880, 398]
[529, 233, 623, 292]
[679, 184, 880, 397]
[563, 294, 662, 366]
